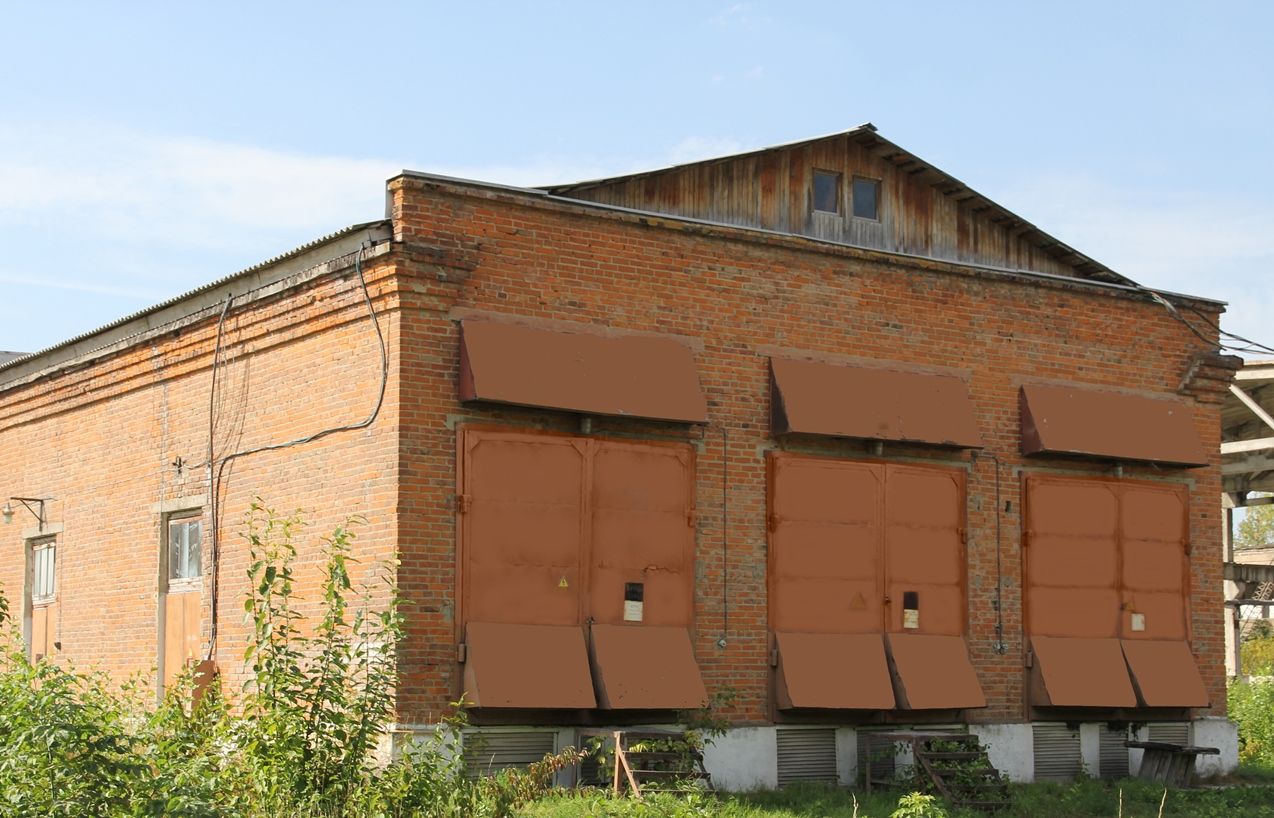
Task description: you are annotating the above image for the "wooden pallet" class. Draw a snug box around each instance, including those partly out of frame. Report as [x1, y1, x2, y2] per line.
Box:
[1126, 740, 1219, 788]
[607, 729, 714, 799]
[866, 732, 1010, 812]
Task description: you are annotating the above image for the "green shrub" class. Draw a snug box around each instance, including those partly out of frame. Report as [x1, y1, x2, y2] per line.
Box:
[0, 502, 585, 818]
[1230, 677, 1274, 767]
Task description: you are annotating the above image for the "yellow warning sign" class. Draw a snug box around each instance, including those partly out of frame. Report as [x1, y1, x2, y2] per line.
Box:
[558, 576, 569, 589]
[850, 593, 866, 610]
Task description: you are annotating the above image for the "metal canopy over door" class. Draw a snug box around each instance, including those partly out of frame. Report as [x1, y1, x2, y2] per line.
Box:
[459, 428, 703, 710]
[1024, 475, 1205, 709]
[769, 453, 983, 711]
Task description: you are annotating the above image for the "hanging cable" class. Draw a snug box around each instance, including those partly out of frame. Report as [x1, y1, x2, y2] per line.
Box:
[715, 423, 729, 648]
[205, 242, 388, 660]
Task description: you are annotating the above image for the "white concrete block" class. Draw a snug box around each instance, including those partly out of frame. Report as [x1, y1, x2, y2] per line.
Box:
[835, 727, 858, 787]
[1079, 723, 1102, 778]
[969, 723, 1034, 783]
[703, 726, 778, 791]
[1193, 717, 1239, 778]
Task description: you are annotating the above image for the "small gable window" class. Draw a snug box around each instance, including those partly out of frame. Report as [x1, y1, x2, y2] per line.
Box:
[813, 170, 841, 214]
[852, 177, 880, 220]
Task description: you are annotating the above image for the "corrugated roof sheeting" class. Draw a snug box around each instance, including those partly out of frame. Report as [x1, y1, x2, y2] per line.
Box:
[0, 220, 389, 382]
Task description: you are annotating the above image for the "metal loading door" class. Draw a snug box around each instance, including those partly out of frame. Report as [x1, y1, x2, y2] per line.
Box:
[462, 432, 585, 626]
[770, 456, 883, 635]
[1024, 476, 1204, 708]
[589, 441, 695, 627]
[769, 453, 983, 711]
[459, 428, 703, 710]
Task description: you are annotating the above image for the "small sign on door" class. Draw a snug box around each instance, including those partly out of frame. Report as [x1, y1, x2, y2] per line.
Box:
[624, 582, 645, 622]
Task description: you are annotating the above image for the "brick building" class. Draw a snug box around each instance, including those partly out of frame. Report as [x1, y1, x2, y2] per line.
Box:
[0, 125, 1241, 786]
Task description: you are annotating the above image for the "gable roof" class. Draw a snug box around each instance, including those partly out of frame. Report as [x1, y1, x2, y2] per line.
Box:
[547, 123, 1132, 287]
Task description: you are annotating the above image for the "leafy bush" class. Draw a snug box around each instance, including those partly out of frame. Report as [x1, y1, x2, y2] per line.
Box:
[1229, 677, 1274, 766]
[0, 503, 583, 818]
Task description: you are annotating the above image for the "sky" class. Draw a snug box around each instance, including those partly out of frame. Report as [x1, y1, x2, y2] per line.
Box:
[0, 1, 1271, 355]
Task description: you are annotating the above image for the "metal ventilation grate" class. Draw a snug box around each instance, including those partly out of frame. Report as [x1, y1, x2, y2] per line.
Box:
[777, 728, 838, 787]
[1033, 723, 1081, 782]
[858, 731, 897, 786]
[1147, 722, 1190, 745]
[464, 730, 557, 778]
[1099, 726, 1129, 779]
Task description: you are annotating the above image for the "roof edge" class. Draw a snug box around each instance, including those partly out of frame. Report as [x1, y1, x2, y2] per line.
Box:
[0, 220, 391, 389]
[394, 169, 1226, 310]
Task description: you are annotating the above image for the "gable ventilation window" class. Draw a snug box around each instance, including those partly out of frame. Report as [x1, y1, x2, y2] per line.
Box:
[777, 728, 838, 786]
[852, 177, 880, 220]
[813, 170, 841, 213]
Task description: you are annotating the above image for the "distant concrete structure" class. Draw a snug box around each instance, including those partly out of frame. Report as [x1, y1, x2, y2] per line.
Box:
[1221, 360, 1274, 675]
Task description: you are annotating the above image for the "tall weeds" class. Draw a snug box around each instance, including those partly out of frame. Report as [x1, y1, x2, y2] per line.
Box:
[0, 503, 578, 818]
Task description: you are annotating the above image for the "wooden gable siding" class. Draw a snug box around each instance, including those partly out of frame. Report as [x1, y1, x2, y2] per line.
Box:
[559, 136, 1081, 279]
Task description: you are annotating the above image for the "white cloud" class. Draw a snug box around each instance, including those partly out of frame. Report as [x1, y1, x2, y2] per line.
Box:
[1000, 173, 1274, 351]
[0, 272, 165, 300]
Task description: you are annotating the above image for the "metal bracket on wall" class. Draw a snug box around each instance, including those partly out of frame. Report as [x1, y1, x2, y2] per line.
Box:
[2, 497, 50, 532]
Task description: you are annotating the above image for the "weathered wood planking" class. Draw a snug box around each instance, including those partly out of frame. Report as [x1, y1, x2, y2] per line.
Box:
[557, 134, 1086, 279]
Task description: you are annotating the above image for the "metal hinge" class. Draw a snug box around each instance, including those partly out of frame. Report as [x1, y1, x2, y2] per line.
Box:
[456, 494, 472, 514]
[958, 527, 967, 544]
[767, 513, 779, 532]
[769, 648, 779, 667]
[686, 508, 697, 527]
[457, 643, 467, 663]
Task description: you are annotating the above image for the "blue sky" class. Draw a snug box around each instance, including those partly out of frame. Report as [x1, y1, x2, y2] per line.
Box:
[1, 1, 1271, 354]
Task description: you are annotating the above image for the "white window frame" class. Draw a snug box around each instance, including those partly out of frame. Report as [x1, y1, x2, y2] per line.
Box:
[165, 511, 203, 591]
[29, 538, 57, 605]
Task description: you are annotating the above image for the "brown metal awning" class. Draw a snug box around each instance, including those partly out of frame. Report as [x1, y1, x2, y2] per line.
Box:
[1121, 640, 1209, 708]
[462, 622, 597, 709]
[775, 632, 896, 710]
[1030, 636, 1138, 708]
[459, 321, 708, 422]
[770, 357, 982, 447]
[886, 634, 986, 710]
[1019, 385, 1207, 467]
[589, 625, 707, 709]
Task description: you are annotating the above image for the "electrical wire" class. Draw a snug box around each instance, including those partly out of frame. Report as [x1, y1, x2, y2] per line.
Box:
[711, 423, 729, 648]
[205, 242, 388, 660]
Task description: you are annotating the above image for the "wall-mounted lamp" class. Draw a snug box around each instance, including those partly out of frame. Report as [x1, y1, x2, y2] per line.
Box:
[4, 497, 49, 532]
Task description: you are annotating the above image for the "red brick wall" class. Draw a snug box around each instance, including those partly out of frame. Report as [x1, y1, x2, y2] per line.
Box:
[390, 176, 1228, 725]
[0, 174, 1229, 729]
[0, 263, 401, 698]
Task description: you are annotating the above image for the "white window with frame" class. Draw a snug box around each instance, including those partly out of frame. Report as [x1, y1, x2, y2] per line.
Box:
[31, 539, 57, 604]
[166, 513, 203, 589]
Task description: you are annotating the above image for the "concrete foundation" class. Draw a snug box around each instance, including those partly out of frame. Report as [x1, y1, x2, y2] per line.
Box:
[968, 723, 1035, 782]
[1193, 717, 1240, 778]
[702, 727, 778, 791]
[395, 718, 1239, 790]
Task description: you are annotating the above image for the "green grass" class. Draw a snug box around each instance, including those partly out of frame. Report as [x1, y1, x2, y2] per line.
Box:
[519, 776, 1274, 818]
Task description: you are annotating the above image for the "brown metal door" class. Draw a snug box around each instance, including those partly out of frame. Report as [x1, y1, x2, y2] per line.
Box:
[462, 431, 586, 626]
[770, 455, 883, 633]
[884, 465, 965, 635]
[1024, 476, 1121, 638]
[1119, 483, 1189, 641]
[589, 441, 695, 627]
[163, 591, 201, 687]
[30, 603, 56, 661]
